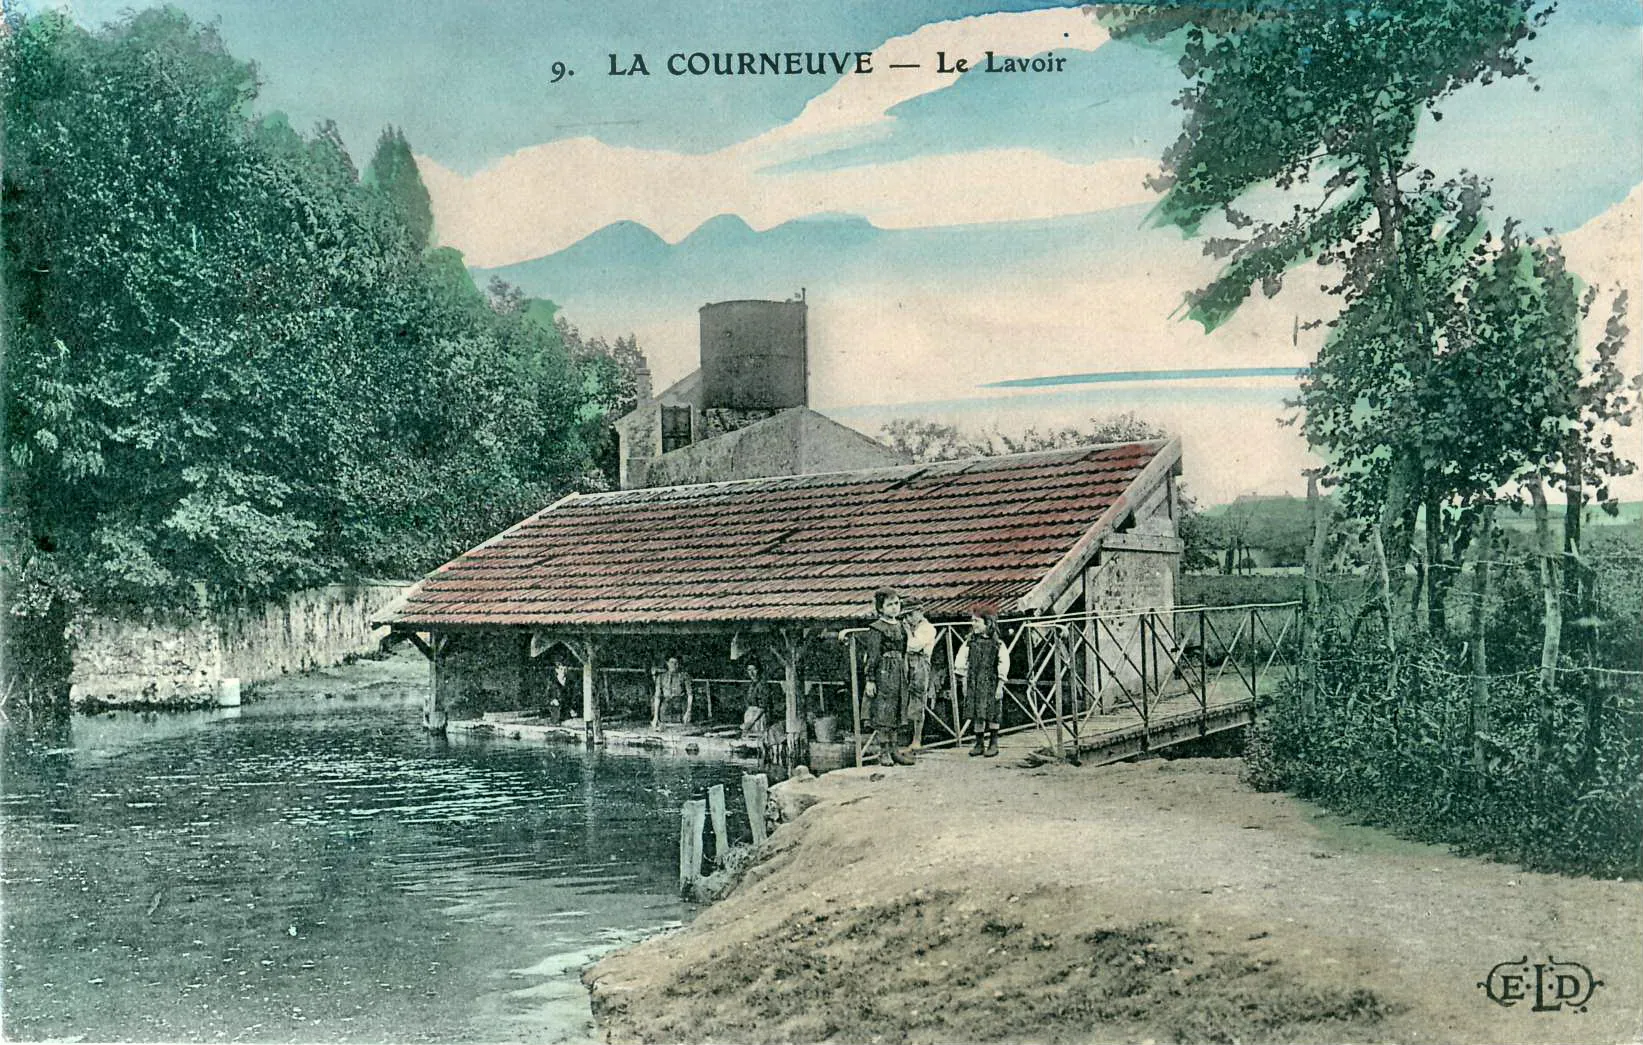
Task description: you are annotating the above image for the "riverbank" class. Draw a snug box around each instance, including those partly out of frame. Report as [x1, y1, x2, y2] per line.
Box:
[585, 755, 1643, 1044]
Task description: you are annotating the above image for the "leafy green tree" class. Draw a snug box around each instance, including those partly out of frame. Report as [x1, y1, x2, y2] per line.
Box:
[1098, 1, 1636, 632]
[1, 9, 630, 701]
[362, 126, 434, 251]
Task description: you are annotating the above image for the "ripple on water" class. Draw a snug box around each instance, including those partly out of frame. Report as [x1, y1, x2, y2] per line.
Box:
[2, 678, 751, 1043]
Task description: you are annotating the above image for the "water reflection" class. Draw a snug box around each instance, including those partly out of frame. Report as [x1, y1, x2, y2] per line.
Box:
[1, 654, 750, 1043]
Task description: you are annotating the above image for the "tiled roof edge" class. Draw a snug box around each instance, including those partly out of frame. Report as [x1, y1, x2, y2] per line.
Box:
[1014, 435, 1183, 614]
[372, 489, 584, 626]
[574, 437, 1171, 504]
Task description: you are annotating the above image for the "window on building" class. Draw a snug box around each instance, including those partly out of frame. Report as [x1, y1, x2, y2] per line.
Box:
[661, 406, 693, 453]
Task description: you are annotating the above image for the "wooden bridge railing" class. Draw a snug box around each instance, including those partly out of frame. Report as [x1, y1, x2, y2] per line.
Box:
[845, 602, 1302, 766]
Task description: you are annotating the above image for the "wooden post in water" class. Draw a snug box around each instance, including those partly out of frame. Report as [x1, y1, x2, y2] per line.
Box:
[742, 772, 769, 846]
[707, 784, 729, 866]
[775, 629, 807, 769]
[575, 637, 603, 747]
[679, 798, 706, 892]
[424, 632, 448, 732]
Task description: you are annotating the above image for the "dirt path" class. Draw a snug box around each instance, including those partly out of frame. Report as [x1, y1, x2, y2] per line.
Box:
[586, 755, 1642, 1044]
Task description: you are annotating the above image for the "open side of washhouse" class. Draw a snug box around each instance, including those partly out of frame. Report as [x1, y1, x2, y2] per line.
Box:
[370, 438, 1263, 767]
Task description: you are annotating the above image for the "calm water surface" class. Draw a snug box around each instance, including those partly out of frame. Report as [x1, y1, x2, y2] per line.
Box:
[1, 653, 751, 1043]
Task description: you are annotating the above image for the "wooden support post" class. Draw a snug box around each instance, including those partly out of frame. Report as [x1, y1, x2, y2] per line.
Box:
[742, 772, 769, 846]
[679, 799, 706, 892]
[405, 631, 435, 661]
[1138, 615, 1150, 730]
[707, 784, 729, 866]
[424, 632, 448, 732]
[574, 637, 603, 747]
[1249, 608, 1258, 703]
[581, 643, 597, 722]
[775, 629, 807, 769]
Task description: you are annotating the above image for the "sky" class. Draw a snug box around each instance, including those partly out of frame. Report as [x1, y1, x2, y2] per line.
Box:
[40, 0, 1643, 504]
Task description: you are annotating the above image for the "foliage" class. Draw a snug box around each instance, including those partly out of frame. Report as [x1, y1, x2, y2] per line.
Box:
[879, 412, 1167, 463]
[1179, 573, 1303, 608]
[1100, 0, 1549, 315]
[362, 126, 433, 251]
[0, 9, 642, 700]
[1104, 0, 1643, 878]
[1098, 2, 1640, 628]
[1246, 619, 1642, 879]
[1195, 494, 1336, 569]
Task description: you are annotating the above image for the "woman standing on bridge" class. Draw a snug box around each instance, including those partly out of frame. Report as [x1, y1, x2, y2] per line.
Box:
[956, 608, 1008, 758]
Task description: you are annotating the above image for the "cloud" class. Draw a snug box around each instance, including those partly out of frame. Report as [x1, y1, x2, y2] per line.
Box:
[420, 8, 1138, 267]
[1550, 182, 1643, 386]
[1559, 181, 1643, 307]
[750, 8, 1110, 160]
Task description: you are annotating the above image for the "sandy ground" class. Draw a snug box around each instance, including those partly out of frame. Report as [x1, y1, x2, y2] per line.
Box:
[585, 753, 1643, 1045]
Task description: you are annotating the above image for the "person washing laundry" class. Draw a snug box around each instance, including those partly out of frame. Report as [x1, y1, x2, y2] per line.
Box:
[651, 656, 694, 729]
[740, 660, 774, 737]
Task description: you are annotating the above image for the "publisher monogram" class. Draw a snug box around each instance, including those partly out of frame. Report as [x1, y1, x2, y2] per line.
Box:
[1478, 956, 1603, 1013]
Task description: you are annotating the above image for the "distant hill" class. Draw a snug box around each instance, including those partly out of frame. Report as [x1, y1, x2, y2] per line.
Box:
[471, 207, 1154, 317]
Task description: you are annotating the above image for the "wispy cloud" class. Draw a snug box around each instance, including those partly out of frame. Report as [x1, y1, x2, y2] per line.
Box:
[419, 8, 1144, 267]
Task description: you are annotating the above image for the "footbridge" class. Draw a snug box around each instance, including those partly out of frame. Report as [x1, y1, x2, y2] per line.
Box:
[846, 602, 1302, 768]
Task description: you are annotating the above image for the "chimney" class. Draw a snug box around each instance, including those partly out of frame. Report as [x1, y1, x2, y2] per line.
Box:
[633, 364, 653, 402]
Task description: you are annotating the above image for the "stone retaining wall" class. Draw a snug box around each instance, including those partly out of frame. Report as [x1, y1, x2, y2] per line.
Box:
[67, 582, 409, 708]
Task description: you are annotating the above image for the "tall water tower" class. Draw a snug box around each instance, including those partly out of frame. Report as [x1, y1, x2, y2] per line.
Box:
[699, 296, 808, 410]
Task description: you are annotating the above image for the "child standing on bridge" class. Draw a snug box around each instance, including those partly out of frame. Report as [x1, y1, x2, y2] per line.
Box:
[956, 608, 1008, 758]
[859, 588, 914, 765]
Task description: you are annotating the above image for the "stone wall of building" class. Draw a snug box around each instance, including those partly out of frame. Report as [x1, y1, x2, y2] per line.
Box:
[643, 407, 905, 488]
[67, 582, 409, 709]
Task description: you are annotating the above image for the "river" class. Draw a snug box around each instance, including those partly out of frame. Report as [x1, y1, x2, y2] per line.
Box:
[1, 651, 752, 1043]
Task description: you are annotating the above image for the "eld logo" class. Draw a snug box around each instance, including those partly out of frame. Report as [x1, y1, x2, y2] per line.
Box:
[1478, 956, 1603, 1013]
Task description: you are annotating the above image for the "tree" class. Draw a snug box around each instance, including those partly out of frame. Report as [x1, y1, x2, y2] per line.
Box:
[362, 126, 434, 251]
[1097, 2, 1637, 634]
[880, 412, 1166, 462]
[1, 9, 627, 701]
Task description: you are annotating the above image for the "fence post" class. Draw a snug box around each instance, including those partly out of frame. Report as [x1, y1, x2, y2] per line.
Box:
[707, 784, 729, 866]
[1053, 627, 1065, 758]
[847, 633, 863, 769]
[1249, 607, 1258, 703]
[1198, 609, 1208, 734]
[742, 772, 769, 846]
[1139, 613, 1150, 733]
[679, 799, 706, 892]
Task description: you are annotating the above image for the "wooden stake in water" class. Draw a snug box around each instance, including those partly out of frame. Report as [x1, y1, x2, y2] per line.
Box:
[707, 784, 729, 866]
[679, 799, 706, 891]
[742, 773, 769, 846]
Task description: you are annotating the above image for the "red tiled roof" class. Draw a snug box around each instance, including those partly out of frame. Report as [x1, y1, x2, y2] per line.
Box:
[380, 440, 1178, 629]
